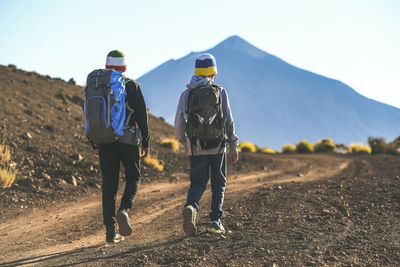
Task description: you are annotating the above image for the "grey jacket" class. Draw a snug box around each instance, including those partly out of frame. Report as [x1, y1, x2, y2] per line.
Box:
[174, 75, 239, 156]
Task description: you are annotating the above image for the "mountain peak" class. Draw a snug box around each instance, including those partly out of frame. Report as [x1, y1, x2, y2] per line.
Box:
[216, 35, 252, 48]
[212, 35, 269, 59]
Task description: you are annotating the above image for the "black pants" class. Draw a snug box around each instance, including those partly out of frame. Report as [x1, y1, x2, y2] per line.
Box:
[186, 153, 227, 221]
[99, 142, 141, 226]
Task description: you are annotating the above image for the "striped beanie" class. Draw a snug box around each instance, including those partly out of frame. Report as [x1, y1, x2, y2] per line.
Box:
[194, 53, 217, 76]
[105, 50, 126, 72]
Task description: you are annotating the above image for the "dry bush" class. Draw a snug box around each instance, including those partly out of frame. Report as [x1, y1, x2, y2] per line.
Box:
[0, 141, 17, 188]
[295, 140, 314, 153]
[314, 138, 336, 153]
[238, 141, 257, 153]
[259, 147, 277, 154]
[349, 143, 371, 154]
[281, 144, 296, 154]
[386, 136, 400, 155]
[0, 142, 11, 163]
[368, 137, 387, 154]
[161, 138, 180, 152]
[0, 166, 17, 189]
[142, 154, 164, 171]
[386, 143, 400, 155]
[254, 144, 261, 153]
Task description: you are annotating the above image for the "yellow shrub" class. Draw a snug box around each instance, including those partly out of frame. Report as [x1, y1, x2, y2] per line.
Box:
[0, 142, 11, 164]
[161, 138, 180, 152]
[295, 140, 314, 153]
[0, 141, 17, 188]
[0, 166, 17, 189]
[238, 141, 257, 153]
[282, 144, 296, 154]
[314, 138, 336, 153]
[260, 147, 277, 154]
[349, 143, 371, 154]
[143, 154, 164, 171]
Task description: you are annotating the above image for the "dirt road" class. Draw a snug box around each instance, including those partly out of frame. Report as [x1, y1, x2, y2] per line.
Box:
[0, 155, 350, 266]
[1, 154, 399, 266]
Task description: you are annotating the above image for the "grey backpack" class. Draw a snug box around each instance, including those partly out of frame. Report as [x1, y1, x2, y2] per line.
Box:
[185, 83, 226, 149]
[83, 69, 141, 145]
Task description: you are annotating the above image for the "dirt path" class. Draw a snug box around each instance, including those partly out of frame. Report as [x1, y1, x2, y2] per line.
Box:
[0, 155, 350, 266]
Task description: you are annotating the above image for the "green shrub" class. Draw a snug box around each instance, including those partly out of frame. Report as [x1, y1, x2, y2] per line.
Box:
[259, 147, 277, 154]
[281, 144, 296, 154]
[368, 137, 386, 154]
[349, 143, 371, 154]
[239, 141, 257, 153]
[295, 140, 314, 153]
[314, 138, 336, 153]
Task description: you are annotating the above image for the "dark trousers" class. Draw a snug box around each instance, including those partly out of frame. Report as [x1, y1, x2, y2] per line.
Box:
[186, 153, 227, 221]
[99, 142, 141, 226]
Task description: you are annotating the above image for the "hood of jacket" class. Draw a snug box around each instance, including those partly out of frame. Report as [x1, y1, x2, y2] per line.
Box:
[186, 75, 213, 90]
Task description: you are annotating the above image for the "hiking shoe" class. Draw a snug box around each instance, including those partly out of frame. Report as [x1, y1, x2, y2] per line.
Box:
[105, 224, 125, 244]
[182, 205, 197, 237]
[115, 209, 132, 236]
[106, 232, 124, 244]
[208, 221, 226, 234]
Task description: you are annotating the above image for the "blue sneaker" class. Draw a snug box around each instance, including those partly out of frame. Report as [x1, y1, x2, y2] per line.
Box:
[183, 205, 197, 237]
[208, 220, 226, 234]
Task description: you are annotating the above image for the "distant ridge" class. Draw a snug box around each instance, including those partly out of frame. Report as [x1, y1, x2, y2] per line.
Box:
[138, 35, 400, 149]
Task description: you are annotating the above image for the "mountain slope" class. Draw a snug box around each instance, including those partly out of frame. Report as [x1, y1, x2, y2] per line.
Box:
[138, 35, 400, 149]
[0, 64, 184, 220]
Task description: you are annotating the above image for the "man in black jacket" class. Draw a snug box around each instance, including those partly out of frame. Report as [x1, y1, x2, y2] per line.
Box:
[90, 50, 150, 244]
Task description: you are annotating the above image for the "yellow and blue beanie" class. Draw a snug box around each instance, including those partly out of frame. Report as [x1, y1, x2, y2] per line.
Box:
[106, 50, 126, 72]
[194, 53, 217, 76]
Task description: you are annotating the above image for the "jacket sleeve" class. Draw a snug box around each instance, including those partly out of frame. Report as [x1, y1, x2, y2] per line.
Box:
[128, 81, 150, 148]
[221, 88, 239, 153]
[174, 92, 187, 148]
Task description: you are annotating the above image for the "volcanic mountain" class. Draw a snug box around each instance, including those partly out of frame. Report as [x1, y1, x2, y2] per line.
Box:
[138, 35, 400, 149]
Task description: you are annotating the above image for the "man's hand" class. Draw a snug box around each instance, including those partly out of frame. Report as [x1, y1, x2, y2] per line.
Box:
[141, 146, 149, 158]
[93, 148, 99, 159]
[229, 151, 239, 163]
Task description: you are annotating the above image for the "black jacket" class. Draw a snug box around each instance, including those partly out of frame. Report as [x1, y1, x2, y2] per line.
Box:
[125, 78, 149, 148]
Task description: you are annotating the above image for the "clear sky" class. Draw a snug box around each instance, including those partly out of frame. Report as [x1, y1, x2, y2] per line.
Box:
[1, 0, 399, 108]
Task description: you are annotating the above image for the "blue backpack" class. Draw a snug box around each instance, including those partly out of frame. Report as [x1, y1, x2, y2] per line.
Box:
[83, 69, 127, 145]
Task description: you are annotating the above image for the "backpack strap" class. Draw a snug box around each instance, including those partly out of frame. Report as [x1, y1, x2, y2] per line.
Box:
[124, 105, 134, 128]
[217, 139, 226, 154]
[185, 89, 193, 115]
[124, 76, 131, 84]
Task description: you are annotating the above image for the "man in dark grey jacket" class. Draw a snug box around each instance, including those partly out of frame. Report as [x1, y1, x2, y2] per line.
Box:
[174, 53, 239, 236]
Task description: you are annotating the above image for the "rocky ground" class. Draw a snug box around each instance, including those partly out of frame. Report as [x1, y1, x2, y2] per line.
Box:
[0, 65, 399, 266]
